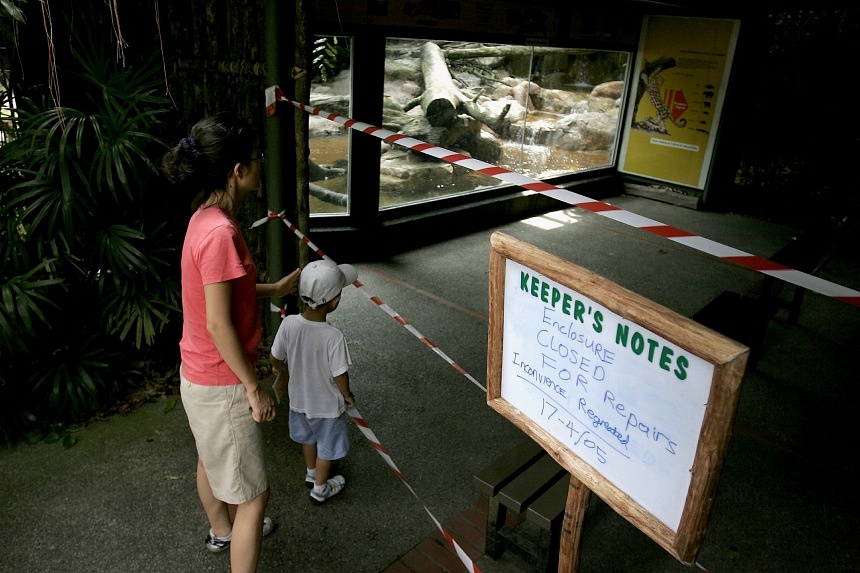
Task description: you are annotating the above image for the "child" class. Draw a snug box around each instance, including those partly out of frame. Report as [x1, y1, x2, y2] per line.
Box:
[270, 260, 358, 504]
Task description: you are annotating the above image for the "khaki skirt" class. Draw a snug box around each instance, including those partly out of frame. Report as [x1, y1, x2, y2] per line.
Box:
[180, 368, 268, 504]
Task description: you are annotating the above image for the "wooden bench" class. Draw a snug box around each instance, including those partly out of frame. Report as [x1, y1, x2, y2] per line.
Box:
[760, 215, 853, 324]
[694, 216, 854, 368]
[474, 438, 569, 572]
[692, 290, 775, 367]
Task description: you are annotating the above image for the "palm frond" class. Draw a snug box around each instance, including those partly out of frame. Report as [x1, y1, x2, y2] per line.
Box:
[0, 259, 63, 343]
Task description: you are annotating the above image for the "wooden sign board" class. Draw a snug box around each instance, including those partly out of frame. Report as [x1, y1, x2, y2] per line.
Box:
[486, 232, 748, 564]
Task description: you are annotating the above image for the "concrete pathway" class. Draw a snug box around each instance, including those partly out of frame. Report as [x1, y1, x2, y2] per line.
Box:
[2, 195, 857, 573]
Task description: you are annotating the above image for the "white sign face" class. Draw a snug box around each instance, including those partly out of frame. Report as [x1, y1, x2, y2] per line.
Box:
[500, 259, 714, 531]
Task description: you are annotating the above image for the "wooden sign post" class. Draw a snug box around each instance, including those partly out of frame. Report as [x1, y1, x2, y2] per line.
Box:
[487, 232, 749, 570]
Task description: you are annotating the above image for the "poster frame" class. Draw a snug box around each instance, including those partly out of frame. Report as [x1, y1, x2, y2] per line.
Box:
[617, 16, 741, 190]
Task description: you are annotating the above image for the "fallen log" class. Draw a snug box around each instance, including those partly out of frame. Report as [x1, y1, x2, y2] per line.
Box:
[461, 98, 511, 137]
[419, 41, 462, 127]
[309, 182, 347, 207]
[310, 160, 345, 181]
[444, 45, 593, 60]
[413, 41, 510, 136]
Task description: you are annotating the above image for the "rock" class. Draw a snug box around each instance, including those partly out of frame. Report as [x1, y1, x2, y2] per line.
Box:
[590, 80, 625, 99]
[555, 112, 618, 151]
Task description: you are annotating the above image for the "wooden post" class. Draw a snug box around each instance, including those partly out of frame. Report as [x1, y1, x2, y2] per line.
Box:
[294, 0, 311, 269]
[264, 0, 298, 332]
[557, 475, 590, 573]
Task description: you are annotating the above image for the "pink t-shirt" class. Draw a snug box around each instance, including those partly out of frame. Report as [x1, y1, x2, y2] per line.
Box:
[180, 205, 260, 386]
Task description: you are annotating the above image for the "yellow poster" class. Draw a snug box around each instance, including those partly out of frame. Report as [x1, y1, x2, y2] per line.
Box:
[619, 17, 740, 189]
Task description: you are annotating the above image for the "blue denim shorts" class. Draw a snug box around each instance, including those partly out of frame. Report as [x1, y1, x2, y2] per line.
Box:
[289, 410, 350, 461]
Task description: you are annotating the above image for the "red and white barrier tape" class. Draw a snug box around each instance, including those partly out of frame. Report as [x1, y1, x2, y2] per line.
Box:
[255, 209, 486, 571]
[252, 211, 485, 393]
[266, 316, 481, 572]
[265, 84, 860, 308]
[261, 86, 752, 573]
[347, 406, 481, 573]
[268, 359, 480, 571]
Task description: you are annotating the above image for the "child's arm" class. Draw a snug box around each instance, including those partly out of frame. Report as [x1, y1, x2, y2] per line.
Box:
[270, 354, 289, 404]
[334, 372, 354, 407]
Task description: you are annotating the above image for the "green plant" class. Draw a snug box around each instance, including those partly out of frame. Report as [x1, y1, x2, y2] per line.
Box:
[0, 0, 25, 50]
[312, 36, 350, 83]
[0, 32, 179, 444]
[24, 423, 79, 449]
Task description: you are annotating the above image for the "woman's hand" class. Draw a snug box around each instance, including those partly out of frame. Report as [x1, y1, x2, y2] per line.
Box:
[247, 384, 276, 422]
[274, 268, 301, 298]
[256, 267, 301, 299]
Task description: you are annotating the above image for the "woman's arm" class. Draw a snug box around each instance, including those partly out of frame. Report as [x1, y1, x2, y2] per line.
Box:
[257, 267, 301, 298]
[204, 280, 275, 422]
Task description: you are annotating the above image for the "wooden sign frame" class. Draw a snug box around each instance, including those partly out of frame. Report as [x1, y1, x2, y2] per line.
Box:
[487, 232, 748, 565]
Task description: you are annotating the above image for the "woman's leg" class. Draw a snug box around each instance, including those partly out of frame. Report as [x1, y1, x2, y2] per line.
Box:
[196, 458, 232, 537]
[229, 489, 269, 573]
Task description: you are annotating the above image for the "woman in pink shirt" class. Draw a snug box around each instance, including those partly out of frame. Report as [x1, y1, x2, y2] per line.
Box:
[162, 114, 299, 573]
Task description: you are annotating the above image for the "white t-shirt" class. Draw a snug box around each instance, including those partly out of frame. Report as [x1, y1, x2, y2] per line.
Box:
[270, 314, 351, 418]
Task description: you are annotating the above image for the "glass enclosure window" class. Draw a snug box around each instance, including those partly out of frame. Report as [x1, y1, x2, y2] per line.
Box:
[308, 36, 352, 216]
[381, 38, 630, 210]
[307, 36, 630, 216]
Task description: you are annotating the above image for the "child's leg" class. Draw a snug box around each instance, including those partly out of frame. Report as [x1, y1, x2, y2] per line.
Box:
[307, 417, 348, 502]
[314, 414, 348, 485]
[302, 442, 319, 478]
[314, 457, 333, 486]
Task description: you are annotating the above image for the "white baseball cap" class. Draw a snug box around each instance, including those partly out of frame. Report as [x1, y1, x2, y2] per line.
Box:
[299, 260, 358, 308]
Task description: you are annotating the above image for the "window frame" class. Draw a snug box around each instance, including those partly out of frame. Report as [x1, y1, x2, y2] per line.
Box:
[307, 28, 636, 248]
